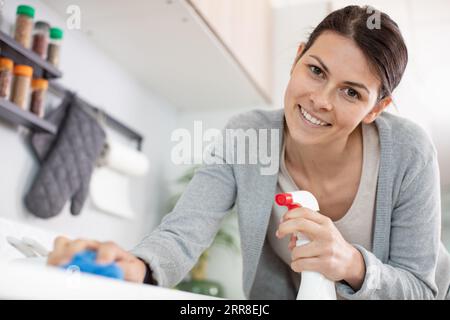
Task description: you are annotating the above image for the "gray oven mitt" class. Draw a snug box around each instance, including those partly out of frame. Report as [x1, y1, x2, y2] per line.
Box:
[25, 93, 106, 218]
[29, 93, 71, 162]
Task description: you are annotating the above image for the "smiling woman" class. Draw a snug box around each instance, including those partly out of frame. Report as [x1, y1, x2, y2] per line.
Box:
[46, 5, 450, 300]
[277, 6, 448, 299]
[282, 7, 405, 225]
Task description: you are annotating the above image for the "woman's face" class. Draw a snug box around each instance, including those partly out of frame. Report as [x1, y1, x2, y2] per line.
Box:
[284, 31, 390, 146]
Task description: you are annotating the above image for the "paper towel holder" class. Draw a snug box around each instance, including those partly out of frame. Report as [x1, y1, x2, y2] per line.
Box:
[48, 81, 144, 151]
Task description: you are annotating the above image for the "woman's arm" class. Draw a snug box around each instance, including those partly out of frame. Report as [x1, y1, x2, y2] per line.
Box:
[47, 121, 238, 288]
[337, 153, 441, 299]
[130, 123, 238, 288]
[278, 148, 441, 299]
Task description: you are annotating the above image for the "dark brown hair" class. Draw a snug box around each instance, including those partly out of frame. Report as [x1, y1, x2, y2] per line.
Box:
[299, 5, 408, 101]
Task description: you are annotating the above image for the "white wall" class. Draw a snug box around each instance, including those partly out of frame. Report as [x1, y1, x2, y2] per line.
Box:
[0, 0, 177, 249]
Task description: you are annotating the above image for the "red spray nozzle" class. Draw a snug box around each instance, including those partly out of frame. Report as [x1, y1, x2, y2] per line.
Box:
[275, 193, 292, 205]
[275, 193, 301, 210]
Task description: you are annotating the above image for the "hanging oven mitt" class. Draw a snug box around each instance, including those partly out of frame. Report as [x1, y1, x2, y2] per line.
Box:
[24, 93, 106, 218]
[29, 94, 70, 163]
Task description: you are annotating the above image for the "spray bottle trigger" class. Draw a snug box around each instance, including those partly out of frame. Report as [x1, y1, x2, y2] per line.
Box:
[275, 193, 302, 211]
[287, 203, 301, 210]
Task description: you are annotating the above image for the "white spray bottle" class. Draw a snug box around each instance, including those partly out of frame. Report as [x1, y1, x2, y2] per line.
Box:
[275, 191, 337, 300]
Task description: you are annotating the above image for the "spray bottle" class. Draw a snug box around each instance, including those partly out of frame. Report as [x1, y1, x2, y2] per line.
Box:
[275, 191, 336, 300]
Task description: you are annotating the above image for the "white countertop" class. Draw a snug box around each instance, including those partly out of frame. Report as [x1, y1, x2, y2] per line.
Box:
[0, 259, 219, 300]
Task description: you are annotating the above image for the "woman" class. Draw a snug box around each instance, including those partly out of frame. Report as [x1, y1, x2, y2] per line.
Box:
[48, 5, 450, 299]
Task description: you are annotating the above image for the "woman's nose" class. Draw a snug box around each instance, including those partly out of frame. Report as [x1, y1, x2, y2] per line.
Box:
[309, 90, 333, 111]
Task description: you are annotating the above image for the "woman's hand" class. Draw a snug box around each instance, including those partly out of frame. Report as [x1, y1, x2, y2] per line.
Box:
[47, 236, 147, 283]
[276, 207, 366, 290]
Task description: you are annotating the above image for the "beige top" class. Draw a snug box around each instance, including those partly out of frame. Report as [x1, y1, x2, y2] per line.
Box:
[267, 122, 380, 294]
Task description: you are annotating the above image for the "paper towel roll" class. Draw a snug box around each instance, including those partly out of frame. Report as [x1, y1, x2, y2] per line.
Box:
[100, 140, 149, 176]
[90, 167, 135, 220]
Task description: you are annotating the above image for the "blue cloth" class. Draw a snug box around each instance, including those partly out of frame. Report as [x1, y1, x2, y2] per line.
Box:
[62, 250, 124, 280]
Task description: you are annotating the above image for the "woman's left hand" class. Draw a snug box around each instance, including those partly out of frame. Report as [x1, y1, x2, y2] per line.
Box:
[276, 207, 366, 290]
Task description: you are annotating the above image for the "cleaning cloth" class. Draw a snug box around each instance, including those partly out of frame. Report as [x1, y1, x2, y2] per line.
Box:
[62, 250, 124, 280]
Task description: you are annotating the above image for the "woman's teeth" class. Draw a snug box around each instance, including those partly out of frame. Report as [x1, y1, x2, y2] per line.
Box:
[299, 105, 330, 126]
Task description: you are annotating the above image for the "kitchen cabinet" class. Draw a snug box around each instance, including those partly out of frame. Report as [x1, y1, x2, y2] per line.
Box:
[188, 0, 273, 103]
[42, 0, 273, 111]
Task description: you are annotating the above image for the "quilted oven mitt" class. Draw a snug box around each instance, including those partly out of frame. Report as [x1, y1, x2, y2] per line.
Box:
[25, 94, 106, 218]
[29, 93, 71, 163]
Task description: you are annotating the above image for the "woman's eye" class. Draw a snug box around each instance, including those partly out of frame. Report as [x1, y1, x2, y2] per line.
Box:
[344, 88, 361, 100]
[309, 65, 323, 77]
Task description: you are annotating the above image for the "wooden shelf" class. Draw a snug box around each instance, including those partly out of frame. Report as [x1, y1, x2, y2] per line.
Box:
[0, 30, 62, 79]
[0, 98, 56, 134]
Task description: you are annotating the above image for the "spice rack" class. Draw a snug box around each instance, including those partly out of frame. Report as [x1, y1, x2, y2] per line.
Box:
[0, 30, 62, 133]
[0, 30, 62, 78]
[0, 97, 56, 133]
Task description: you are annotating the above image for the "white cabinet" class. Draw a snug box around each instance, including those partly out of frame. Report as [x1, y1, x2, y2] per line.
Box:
[42, 0, 273, 111]
[188, 0, 273, 102]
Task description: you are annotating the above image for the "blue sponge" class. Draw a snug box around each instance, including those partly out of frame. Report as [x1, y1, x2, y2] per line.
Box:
[62, 250, 124, 280]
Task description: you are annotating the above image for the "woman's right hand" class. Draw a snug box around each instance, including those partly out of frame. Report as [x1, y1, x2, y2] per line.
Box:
[47, 236, 148, 283]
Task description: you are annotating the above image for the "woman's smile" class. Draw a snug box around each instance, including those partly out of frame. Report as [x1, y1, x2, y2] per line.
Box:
[297, 104, 332, 128]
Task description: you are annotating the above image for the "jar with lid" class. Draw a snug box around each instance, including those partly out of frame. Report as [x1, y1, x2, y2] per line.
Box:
[47, 27, 63, 67]
[14, 5, 35, 49]
[30, 78, 48, 118]
[32, 21, 50, 59]
[0, 57, 13, 99]
[11, 65, 33, 109]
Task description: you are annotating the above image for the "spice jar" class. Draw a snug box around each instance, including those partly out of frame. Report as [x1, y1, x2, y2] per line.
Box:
[11, 65, 33, 109]
[47, 27, 63, 67]
[32, 21, 50, 59]
[30, 78, 48, 118]
[14, 5, 35, 49]
[0, 57, 13, 99]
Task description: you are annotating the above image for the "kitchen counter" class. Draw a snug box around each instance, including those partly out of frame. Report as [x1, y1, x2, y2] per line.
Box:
[0, 259, 220, 300]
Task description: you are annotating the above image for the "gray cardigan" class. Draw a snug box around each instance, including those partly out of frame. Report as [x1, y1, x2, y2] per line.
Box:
[131, 108, 450, 299]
